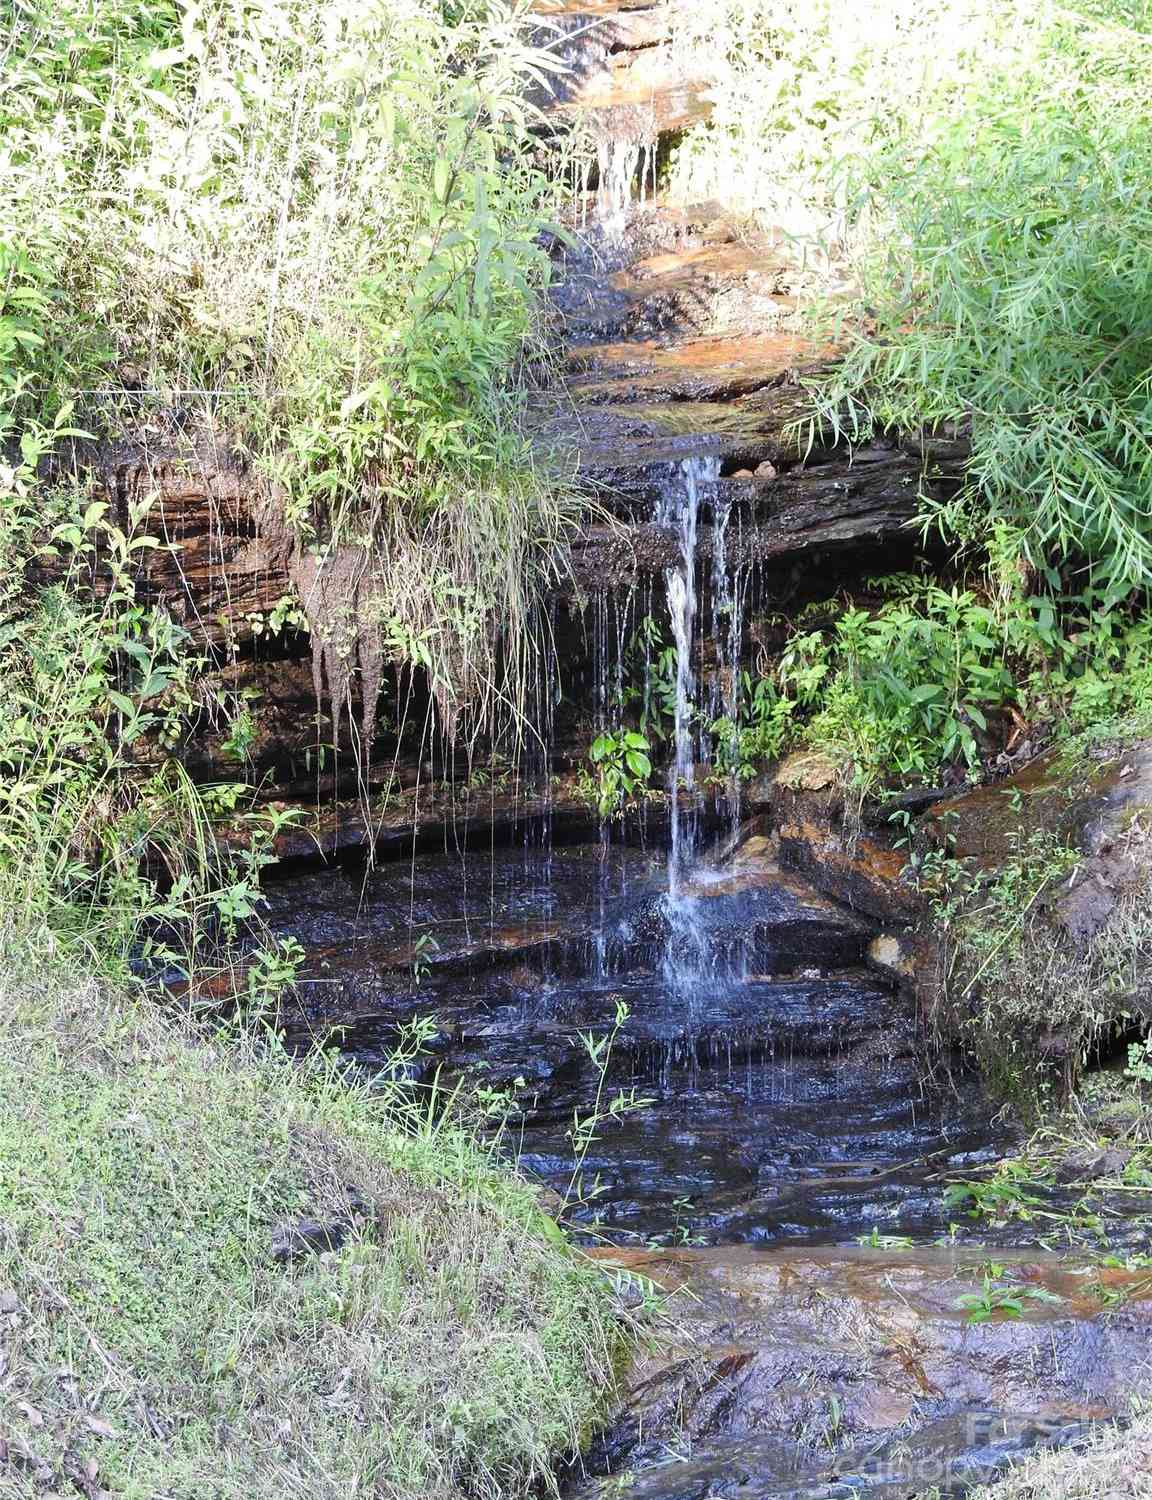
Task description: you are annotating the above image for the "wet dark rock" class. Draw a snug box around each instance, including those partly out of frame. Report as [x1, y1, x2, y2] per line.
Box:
[1054, 1147, 1133, 1185]
[552, 241, 797, 347]
[270, 1190, 375, 1262]
[571, 1416, 1099, 1498]
[270, 843, 1004, 1247]
[237, 772, 666, 862]
[568, 451, 955, 591]
[270, 1217, 352, 1263]
[566, 1245, 1152, 1499]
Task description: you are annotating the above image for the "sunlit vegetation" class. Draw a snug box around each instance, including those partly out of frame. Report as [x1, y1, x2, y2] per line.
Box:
[0, 5, 627, 1492]
[0, 970, 623, 1498]
[7, 0, 1152, 1488]
[3, 0, 578, 738]
[662, 0, 1152, 794]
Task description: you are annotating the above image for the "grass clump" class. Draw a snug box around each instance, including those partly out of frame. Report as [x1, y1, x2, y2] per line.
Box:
[3, 0, 579, 741]
[0, 967, 623, 1499]
[0, 445, 627, 1499]
[927, 814, 1152, 1108]
[967, 1413, 1152, 1497]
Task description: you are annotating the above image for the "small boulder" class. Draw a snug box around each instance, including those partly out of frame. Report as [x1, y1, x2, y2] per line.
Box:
[271, 1188, 376, 1263]
[270, 1217, 349, 1263]
[1054, 1147, 1133, 1185]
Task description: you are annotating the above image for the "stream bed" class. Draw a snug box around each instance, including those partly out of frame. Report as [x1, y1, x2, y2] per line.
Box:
[270, 839, 1004, 1249]
[253, 135, 1152, 1499]
[264, 836, 1152, 1498]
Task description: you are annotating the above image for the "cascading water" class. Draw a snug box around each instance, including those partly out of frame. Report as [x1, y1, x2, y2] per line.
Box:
[595, 136, 643, 236]
[265, 183, 1009, 1260]
[656, 455, 720, 991]
[588, 104, 658, 235]
[709, 488, 749, 839]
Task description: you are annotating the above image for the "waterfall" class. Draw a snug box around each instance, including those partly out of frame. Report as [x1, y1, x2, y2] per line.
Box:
[710, 487, 748, 837]
[592, 104, 657, 235]
[658, 455, 718, 892]
[657, 456, 720, 993]
[596, 136, 644, 235]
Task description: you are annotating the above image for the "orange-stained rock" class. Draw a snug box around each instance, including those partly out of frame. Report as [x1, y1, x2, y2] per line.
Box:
[574, 1243, 1152, 1497]
[740, 754, 922, 925]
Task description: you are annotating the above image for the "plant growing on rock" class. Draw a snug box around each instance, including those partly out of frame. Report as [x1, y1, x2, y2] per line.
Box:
[586, 729, 654, 818]
[927, 813, 1152, 1107]
[955, 1276, 1061, 1325]
[3, 0, 581, 747]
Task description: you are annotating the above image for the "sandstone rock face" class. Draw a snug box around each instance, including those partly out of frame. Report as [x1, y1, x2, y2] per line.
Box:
[53, 9, 970, 820]
[741, 754, 923, 925]
[77, 437, 289, 648]
[736, 737, 1152, 983]
[531, 0, 714, 136]
[570, 1244, 1152, 1498]
[925, 740, 1152, 874]
[922, 737, 1152, 963]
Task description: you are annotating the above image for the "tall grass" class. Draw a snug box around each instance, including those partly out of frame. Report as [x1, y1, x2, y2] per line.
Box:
[665, 0, 1007, 248]
[2, 0, 579, 741]
[668, 0, 1152, 594]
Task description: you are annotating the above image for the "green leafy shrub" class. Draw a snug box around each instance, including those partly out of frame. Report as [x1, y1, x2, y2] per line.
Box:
[666, 0, 1008, 244]
[716, 570, 1152, 793]
[710, 673, 795, 780]
[669, 0, 1152, 643]
[814, 1, 1152, 592]
[0, 423, 286, 973]
[586, 729, 653, 817]
[787, 585, 1018, 784]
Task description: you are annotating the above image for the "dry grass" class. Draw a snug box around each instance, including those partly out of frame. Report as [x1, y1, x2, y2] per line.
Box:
[0, 969, 625, 1499]
[970, 1415, 1152, 1498]
[931, 817, 1152, 1107]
